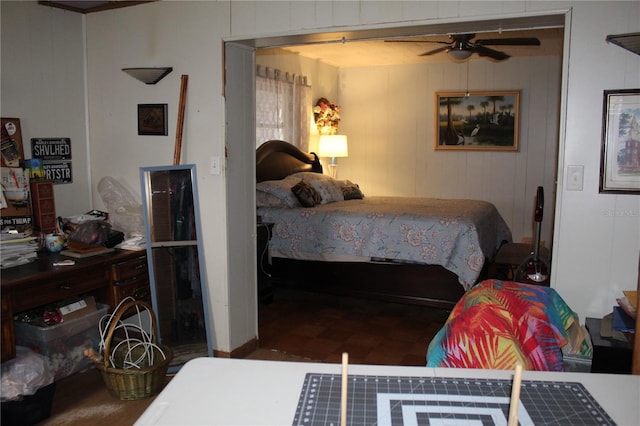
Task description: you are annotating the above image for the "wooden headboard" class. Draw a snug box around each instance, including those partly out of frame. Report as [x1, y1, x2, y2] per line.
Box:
[256, 140, 323, 182]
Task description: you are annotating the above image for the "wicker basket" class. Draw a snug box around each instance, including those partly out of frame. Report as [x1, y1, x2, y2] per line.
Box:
[91, 300, 173, 400]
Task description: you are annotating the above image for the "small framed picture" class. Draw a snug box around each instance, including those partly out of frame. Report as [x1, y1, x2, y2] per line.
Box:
[599, 89, 640, 194]
[138, 104, 168, 136]
[435, 91, 520, 151]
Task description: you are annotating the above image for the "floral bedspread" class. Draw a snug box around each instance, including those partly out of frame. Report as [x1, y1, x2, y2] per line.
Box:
[426, 280, 579, 371]
[257, 196, 511, 289]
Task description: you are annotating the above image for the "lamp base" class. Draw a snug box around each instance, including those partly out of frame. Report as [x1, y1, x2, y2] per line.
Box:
[327, 164, 338, 179]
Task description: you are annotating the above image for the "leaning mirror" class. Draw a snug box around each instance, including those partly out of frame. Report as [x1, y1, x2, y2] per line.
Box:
[140, 164, 213, 372]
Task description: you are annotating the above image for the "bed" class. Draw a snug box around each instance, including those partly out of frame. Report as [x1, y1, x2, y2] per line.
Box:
[256, 140, 512, 308]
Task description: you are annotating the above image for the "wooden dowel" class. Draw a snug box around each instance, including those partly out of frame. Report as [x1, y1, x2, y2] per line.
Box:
[173, 74, 188, 165]
[341, 352, 348, 426]
[508, 362, 523, 426]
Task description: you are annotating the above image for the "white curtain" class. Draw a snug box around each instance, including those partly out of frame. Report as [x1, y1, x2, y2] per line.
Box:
[256, 66, 311, 151]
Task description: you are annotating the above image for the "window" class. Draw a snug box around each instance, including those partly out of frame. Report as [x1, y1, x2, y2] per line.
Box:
[256, 66, 311, 152]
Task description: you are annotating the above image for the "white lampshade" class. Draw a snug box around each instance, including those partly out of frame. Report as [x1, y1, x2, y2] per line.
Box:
[318, 135, 348, 158]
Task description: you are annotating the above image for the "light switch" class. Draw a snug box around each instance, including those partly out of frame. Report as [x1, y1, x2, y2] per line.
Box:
[210, 156, 221, 175]
[567, 165, 583, 191]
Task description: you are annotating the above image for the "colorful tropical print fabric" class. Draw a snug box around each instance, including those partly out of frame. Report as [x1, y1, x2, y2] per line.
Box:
[426, 279, 579, 371]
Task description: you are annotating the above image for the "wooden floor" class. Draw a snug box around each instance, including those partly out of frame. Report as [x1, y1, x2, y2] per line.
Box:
[258, 288, 450, 366]
[29, 289, 449, 425]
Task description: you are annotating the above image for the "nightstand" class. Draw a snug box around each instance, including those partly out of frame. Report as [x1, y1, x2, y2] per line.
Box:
[257, 222, 274, 304]
[490, 242, 550, 285]
[586, 317, 633, 374]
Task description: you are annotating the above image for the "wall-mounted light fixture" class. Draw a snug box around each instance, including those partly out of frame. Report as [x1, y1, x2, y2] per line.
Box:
[318, 134, 348, 178]
[122, 67, 173, 84]
[606, 32, 640, 56]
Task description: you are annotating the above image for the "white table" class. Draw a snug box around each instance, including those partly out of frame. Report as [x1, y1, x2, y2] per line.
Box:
[136, 357, 640, 425]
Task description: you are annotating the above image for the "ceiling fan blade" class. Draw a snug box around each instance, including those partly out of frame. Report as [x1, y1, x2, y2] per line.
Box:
[473, 45, 510, 61]
[475, 37, 541, 46]
[419, 45, 451, 56]
[384, 39, 451, 45]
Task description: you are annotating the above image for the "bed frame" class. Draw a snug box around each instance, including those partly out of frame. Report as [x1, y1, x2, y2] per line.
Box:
[256, 140, 478, 309]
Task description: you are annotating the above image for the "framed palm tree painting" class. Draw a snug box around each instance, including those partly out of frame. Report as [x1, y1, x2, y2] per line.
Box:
[435, 91, 520, 151]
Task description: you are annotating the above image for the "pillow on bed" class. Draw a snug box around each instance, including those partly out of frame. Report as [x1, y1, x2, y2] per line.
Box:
[290, 172, 344, 204]
[256, 176, 301, 208]
[256, 191, 292, 208]
[338, 180, 365, 200]
[291, 179, 322, 207]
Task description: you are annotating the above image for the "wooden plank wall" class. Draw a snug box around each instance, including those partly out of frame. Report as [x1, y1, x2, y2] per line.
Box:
[339, 55, 561, 245]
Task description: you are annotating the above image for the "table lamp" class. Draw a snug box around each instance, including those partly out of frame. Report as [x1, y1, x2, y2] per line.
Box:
[318, 135, 348, 178]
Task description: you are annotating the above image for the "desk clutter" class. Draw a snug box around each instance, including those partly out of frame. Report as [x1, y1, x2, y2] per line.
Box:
[0, 347, 56, 426]
[12, 296, 108, 381]
[2, 116, 130, 266]
[4, 297, 171, 424]
[0, 232, 39, 268]
[1, 209, 126, 265]
[4, 296, 105, 423]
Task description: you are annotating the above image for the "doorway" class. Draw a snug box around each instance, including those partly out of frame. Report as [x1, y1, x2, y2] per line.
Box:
[224, 11, 569, 349]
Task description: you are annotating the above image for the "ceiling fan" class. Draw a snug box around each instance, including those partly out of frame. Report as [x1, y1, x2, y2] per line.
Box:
[386, 33, 541, 61]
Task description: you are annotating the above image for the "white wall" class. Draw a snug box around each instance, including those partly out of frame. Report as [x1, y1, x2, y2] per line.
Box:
[84, 1, 233, 351]
[1, 2, 90, 217]
[338, 57, 560, 245]
[2, 1, 639, 354]
[553, 1, 640, 320]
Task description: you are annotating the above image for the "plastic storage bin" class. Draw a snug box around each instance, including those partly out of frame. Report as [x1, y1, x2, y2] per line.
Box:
[14, 304, 109, 380]
[563, 353, 592, 372]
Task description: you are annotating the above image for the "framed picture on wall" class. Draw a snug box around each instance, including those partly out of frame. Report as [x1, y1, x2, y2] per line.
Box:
[138, 104, 168, 136]
[599, 89, 640, 194]
[435, 91, 520, 151]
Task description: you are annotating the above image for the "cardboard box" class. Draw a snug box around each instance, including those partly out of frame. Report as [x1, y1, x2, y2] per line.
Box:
[58, 296, 97, 322]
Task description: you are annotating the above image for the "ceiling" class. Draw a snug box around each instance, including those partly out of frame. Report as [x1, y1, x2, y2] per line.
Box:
[270, 28, 565, 67]
[39, 2, 566, 67]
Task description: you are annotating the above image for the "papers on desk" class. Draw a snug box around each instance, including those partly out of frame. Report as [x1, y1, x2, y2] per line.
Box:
[0, 232, 38, 268]
[116, 236, 146, 251]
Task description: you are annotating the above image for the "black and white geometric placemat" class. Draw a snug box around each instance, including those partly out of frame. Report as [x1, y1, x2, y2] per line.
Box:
[292, 373, 615, 425]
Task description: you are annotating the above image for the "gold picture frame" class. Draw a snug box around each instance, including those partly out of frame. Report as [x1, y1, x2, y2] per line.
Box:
[435, 90, 520, 151]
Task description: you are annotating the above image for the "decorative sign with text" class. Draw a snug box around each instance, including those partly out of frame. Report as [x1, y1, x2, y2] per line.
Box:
[30, 138, 73, 184]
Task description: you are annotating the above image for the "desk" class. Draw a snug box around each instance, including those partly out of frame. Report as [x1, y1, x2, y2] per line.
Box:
[1, 249, 148, 362]
[136, 357, 640, 425]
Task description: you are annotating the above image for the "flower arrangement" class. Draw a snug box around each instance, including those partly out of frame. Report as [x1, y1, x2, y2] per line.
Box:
[313, 97, 341, 135]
